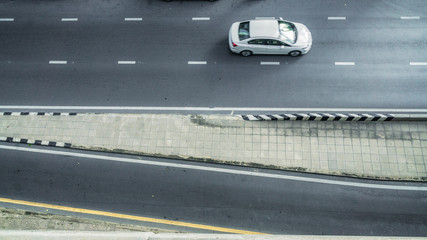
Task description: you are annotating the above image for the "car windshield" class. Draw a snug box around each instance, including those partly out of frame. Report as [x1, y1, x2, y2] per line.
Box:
[238, 22, 250, 41]
[278, 21, 297, 44]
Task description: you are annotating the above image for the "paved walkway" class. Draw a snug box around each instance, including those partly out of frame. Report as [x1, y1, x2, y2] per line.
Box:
[1, 113, 426, 181]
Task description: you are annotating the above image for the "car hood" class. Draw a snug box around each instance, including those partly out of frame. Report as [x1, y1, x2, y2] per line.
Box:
[294, 23, 311, 47]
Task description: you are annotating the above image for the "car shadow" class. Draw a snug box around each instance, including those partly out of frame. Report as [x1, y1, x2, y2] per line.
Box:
[208, 37, 303, 66]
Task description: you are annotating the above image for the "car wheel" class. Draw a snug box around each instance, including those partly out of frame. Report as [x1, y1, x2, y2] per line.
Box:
[289, 51, 302, 57]
[240, 50, 252, 57]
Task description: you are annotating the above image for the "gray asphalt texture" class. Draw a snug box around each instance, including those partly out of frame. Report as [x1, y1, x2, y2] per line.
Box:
[1, 0, 427, 236]
[0, 0, 427, 109]
[1, 145, 426, 235]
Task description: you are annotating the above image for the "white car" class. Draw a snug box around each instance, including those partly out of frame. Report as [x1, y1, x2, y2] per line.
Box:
[228, 17, 312, 57]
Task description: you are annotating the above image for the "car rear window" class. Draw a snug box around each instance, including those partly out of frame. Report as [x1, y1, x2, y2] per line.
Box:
[238, 22, 250, 41]
[279, 21, 296, 44]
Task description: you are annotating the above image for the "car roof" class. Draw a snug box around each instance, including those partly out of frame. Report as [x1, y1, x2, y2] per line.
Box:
[249, 20, 279, 38]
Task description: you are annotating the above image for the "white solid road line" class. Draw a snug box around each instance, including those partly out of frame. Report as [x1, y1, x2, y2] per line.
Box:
[1, 105, 427, 113]
[400, 16, 420, 20]
[49, 61, 67, 64]
[410, 62, 427, 66]
[188, 61, 207, 65]
[61, 18, 78, 22]
[0, 18, 14, 21]
[118, 61, 136, 64]
[335, 62, 355, 66]
[125, 18, 143, 21]
[328, 17, 346, 20]
[260, 62, 280, 65]
[192, 17, 210, 21]
[0, 145, 426, 191]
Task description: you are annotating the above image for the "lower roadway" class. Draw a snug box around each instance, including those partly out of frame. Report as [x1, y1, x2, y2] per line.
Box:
[1, 143, 426, 235]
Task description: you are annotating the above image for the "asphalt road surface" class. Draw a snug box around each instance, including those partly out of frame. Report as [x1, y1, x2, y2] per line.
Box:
[0, 0, 427, 109]
[1, 144, 426, 235]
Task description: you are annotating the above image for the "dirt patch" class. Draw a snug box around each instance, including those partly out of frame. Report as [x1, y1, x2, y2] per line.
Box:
[0, 207, 183, 233]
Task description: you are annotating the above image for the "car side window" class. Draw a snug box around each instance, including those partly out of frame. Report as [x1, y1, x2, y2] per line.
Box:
[248, 39, 265, 45]
[265, 39, 291, 47]
[266, 39, 283, 46]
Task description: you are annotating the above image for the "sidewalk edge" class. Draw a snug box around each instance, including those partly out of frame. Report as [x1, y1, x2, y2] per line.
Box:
[73, 145, 427, 182]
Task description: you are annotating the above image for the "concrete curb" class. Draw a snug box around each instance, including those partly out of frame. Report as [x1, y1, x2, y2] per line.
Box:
[72, 145, 427, 182]
[2, 112, 426, 121]
[0, 137, 72, 148]
[239, 113, 427, 121]
[0, 112, 79, 116]
[393, 113, 427, 121]
[2, 138, 424, 182]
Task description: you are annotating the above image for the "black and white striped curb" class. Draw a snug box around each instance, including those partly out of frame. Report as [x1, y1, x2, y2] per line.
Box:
[239, 113, 395, 121]
[0, 137, 72, 148]
[0, 112, 78, 116]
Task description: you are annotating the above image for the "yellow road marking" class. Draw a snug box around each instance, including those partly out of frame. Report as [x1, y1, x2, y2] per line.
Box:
[0, 197, 265, 235]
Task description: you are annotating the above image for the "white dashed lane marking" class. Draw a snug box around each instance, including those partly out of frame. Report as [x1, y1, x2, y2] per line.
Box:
[0, 18, 14, 22]
[125, 18, 143, 21]
[410, 62, 427, 66]
[61, 18, 78, 22]
[335, 62, 355, 66]
[118, 61, 136, 64]
[328, 17, 346, 20]
[260, 62, 280, 65]
[192, 17, 210, 21]
[400, 16, 420, 20]
[188, 61, 207, 65]
[49, 61, 67, 64]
